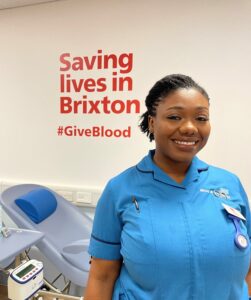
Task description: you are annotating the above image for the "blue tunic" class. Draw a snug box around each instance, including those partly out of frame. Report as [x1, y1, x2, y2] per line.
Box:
[89, 151, 251, 300]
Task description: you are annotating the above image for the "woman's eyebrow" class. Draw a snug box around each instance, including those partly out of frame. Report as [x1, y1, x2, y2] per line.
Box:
[165, 106, 183, 111]
[166, 106, 209, 111]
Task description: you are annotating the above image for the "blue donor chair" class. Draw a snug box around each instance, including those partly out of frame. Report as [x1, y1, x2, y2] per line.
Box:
[0, 184, 92, 290]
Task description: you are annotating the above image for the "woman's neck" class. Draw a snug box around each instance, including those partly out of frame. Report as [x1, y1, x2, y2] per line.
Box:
[153, 153, 191, 184]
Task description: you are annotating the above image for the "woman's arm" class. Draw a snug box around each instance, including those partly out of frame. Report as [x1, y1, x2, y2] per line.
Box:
[84, 257, 122, 300]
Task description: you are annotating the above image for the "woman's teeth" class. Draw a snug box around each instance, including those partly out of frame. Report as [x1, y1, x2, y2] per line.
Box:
[174, 140, 196, 145]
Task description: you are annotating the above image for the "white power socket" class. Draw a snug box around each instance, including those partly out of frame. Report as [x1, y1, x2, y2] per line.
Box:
[56, 190, 74, 202]
[76, 192, 92, 204]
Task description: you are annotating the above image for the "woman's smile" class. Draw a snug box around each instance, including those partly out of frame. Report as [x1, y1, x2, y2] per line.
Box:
[172, 138, 199, 151]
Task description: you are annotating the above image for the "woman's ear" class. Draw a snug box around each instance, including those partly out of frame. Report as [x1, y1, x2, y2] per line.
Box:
[148, 115, 154, 133]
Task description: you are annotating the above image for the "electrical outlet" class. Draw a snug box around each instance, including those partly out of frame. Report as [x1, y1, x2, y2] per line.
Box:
[76, 191, 92, 204]
[56, 190, 74, 202]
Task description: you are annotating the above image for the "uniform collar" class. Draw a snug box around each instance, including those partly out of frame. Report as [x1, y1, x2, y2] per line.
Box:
[136, 150, 209, 188]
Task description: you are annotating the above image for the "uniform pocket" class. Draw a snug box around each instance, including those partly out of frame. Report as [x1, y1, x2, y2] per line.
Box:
[120, 196, 156, 264]
[119, 196, 158, 290]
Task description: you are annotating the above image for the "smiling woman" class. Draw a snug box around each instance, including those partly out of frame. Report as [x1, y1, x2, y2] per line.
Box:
[145, 79, 211, 183]
[139, 75, 211, 183]
[84, 74, 251, 300]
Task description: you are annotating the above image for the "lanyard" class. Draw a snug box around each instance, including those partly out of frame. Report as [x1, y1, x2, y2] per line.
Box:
[228, 215, 249, 250]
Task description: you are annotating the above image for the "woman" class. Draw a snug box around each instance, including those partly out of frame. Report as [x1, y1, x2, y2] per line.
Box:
[84, 74, 251, 299]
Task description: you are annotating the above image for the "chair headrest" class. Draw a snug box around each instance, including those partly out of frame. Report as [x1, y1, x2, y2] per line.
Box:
[15, 188, 57, 224]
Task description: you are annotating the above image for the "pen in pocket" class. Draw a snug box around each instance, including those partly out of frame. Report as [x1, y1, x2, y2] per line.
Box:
[132, 196, 140, 212]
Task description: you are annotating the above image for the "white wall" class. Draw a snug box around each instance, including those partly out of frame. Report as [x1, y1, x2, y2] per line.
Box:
[1, 0, 251, 197]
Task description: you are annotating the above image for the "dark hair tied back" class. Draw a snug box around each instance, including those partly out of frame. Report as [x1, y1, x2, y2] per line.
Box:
[139, 74, 209, 142]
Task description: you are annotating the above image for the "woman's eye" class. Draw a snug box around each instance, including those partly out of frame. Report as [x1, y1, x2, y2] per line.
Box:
[167, 115, 181, 120]
[196, 116, 209, 122]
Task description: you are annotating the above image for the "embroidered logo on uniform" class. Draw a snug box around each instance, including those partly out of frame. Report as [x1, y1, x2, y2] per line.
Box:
[200, 188, 230, 199]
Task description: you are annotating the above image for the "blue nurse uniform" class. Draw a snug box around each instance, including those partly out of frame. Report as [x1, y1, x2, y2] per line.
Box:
[89, 150, 251, 300]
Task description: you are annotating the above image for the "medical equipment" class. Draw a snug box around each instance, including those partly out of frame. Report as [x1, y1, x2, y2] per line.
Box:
[0, 184, 92, 297]
[0, 228, 84, 300]
[8, 259, 43, 300]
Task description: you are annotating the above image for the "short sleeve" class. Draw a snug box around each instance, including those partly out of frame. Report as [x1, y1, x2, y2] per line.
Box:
[237, 178, 251, 241]
[88, 180, 122, 260]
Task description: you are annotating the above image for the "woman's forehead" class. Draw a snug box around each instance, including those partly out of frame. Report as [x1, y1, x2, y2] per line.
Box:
[159, 88, 209, 108]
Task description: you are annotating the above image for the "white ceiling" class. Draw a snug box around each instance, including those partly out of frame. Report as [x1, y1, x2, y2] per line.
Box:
[0, 0, 63, 10]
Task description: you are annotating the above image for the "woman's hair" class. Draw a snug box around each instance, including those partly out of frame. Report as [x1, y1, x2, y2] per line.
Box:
[139, 74, 210, 142]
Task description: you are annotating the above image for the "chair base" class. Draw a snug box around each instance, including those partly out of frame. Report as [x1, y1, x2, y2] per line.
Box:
[33, 290, 83, 300]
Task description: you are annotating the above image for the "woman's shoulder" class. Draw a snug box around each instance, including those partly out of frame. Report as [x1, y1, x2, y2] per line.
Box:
[108, 165, 138, 187]
[206, 162, 241, 183]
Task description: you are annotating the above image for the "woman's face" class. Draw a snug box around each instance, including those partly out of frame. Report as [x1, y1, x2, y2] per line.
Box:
[149, 88, 211, 165]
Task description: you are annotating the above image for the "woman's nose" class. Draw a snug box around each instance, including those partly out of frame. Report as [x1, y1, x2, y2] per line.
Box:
[179, 120, 198, 136]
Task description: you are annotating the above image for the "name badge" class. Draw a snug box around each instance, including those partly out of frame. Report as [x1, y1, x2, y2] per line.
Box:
[222, 203, 249, 250]
[222, 203, 246, 221]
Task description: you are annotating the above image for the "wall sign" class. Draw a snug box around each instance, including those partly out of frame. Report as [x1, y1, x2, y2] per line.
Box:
[58, 49, 141, 138]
